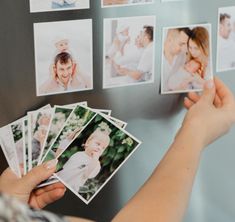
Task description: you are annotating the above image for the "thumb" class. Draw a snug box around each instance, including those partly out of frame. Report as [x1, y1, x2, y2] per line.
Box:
[19, 159, 58, 191]
[200, 79, 216, 104]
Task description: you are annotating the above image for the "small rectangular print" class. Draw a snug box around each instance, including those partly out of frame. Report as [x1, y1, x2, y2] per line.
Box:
[27, 108, 53, 168]
[161, 24, 213, 94]
[217, 6, 235, 72]
[34, 19, 93, 96]
[42, 105, 96, 163]
[101, 0, 153, 8]
[103, 16, 156, 89]
[54, 113, 141, 204]
[0, 125, 21, 177]
[30, 0, 90, 13]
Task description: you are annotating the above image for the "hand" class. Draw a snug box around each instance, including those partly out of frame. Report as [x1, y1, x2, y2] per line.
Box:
[72, 63, 78, 78]
[182, 77, 235, 148]
[52, 65, 57, 80]
[116, 66, 128, 76]
[0, 159, 66, 209]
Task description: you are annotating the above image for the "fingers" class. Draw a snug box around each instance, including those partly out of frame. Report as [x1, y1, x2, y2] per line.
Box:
[214, 77, 235, 107]
[19, 159, 58, 191]
[184, 97, 194, 109]
[31, 187, 66, 209]
[188, 91, 200, 103]
[1, 168, 18, 180]
[200, 80, 216, 104]
[214, 94, 222, 108]
[34, 182, 65, 196]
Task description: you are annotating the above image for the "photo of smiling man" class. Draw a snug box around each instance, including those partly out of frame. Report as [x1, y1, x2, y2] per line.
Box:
[39, 52, 87, 94]
[34, 19, 93, 96]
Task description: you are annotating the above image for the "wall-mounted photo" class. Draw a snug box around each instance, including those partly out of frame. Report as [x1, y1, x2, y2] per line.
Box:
[101, 0, 153, 8]
[161, 24, 213, 94]
[55, 114, 141, 204]
[34, 19, 93, 96]
[103, 16, 155, 89]
[217, 6, 235, 72]
[29, 0, 90, 13]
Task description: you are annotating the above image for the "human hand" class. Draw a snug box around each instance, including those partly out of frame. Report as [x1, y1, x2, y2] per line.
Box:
[72, 63, 78, 78]
[52, 65, 57, 80]
[116, 66, 128, 76]
[0, 159, 66, 209]
[182, 77, 235, 148]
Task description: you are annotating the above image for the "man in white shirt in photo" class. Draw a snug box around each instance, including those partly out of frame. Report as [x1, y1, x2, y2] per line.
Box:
[113, 26, 154, 83]
[162, 28, 191, 92]
[217, 13, 235, 71]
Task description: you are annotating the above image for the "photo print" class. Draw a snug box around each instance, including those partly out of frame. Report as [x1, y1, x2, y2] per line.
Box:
[41, 105, 96, 163]
[30, 0, 90, 13]
[0, 125, 21, 177]
[54, 113, 141, 204]
[217, 6, 235, 72]
[23, 119, 29, 174]
[38, 106, 75, 164]
[102, 0, 153, 8]
[27, 108, 53, 168]
[103, 15, 156, 89]
[38, 102, 89, 164]
[34, 19, 93, 96]
[10, 118, 26, 176]
[161, 24, 213, 94]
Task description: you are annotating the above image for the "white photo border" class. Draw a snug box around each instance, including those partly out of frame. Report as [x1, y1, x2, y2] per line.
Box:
[161, 23, 214, 95]
[54, 112, 141, 204]
[34, 19, 94, 97]
[102, 15, 156, 89]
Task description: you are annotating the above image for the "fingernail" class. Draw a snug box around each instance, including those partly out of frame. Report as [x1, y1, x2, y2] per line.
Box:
[45, 159, 58, 170]
[205, 80, 214, 89]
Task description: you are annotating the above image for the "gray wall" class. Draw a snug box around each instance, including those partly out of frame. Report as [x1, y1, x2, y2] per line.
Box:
[0, 0, 235, 221]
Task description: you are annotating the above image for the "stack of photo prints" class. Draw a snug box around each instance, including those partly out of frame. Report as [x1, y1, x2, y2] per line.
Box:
[0, 102, 141, 204]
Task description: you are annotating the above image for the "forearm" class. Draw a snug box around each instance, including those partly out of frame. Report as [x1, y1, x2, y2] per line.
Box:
[66, 216, 93, 222]
[113, 126, 204, 222]
[125, 69, 142, 80]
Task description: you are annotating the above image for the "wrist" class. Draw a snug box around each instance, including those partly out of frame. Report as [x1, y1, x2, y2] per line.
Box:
[175, 123, 205, 154]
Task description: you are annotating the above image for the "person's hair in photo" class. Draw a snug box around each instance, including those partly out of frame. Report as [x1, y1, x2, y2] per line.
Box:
[54, 52, 73, 67]
[143, 25, 154, 41]
[220, 13, 231, 24]
[177, 27, 192, 37]
[188, 27, 209, 60]
[188, 27, 210, 76]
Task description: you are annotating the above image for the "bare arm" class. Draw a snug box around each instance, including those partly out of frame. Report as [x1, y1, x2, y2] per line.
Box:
[112, 124, 202, 222]
[113, 78, 235, 222]
[114, 65, 142, 80]
[66, 216, 93, 222]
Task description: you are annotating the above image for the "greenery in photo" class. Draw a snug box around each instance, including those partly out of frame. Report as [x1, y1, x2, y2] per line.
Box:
[45, 106, 95, 162]
[11, 122, 23, 142]
[56, 114, 139, 201]
[43, 107, 73, 158]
